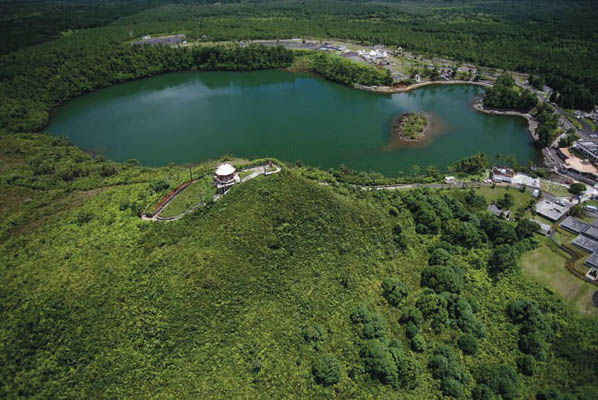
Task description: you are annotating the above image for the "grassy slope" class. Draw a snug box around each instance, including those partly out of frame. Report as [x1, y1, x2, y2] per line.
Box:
[159, 175, 215, 218]
[1, 135, 598, 398]
[521, 236, 598, 317]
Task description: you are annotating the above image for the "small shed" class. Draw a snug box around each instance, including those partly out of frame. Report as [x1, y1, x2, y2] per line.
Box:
[488, 204, 510, 220]
[530, 219, 551, 236]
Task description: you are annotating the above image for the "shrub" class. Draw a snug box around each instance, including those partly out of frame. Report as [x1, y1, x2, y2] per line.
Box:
[29, 159, 55, 175]
[489, 244, 520, 276]
[381, 278, 409, 307]
[477, 364, 520, 400]
[350, 304, 386, 339]
[410, 334, 426, 352]
[440, 377, 465, 398]
[360, 339, 418, 389]
[392, 224, 406, 248]
[76, 210, 93, 225]
[517, 354, 536, 376]
[429, 248, 451, 266]
[302, 323, 324, 343]
[457, 334, 478, 355]
[400, 307, 424, 326]
[518, 333, 547, 361]
[151, 180, 170, 193]
[516, 219, 539, 240]
[472, 384, 495, 400]
[421, 265, 463, 293]
[312, 354, 341, 386]
[569, 183, 586, 195]
[99, 164, 117, 177]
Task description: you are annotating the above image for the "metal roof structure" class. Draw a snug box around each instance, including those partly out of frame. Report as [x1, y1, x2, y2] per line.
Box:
[560, 216, 590, 234]
[535, 199, 570, 221]
[572, 235, 598, 253]
[585, 251, 598, 269]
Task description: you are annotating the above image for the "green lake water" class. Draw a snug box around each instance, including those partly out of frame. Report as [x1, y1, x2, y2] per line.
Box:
[47, 70, 540, 175]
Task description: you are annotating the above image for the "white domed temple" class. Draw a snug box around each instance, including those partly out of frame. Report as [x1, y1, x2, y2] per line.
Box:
[214, 163, 240, 194]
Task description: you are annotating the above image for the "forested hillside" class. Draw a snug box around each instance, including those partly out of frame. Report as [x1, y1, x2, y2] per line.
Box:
[1, 134, 597, 398]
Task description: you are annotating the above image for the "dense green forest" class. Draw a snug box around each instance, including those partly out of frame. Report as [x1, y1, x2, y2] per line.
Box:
[1, 134, 597, 398]
[483, 74, 537, 112]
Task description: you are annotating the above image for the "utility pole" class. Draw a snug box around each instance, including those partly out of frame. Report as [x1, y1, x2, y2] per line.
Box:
[189, 166, 193, 181]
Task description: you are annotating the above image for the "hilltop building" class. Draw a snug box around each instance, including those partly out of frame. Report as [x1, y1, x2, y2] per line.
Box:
[214, 163, 240, 194]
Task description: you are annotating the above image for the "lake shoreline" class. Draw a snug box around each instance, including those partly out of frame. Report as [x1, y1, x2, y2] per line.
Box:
[353, 79, 539, 142]
[472, 100, 539, 141]
[354, 79, 492, 94]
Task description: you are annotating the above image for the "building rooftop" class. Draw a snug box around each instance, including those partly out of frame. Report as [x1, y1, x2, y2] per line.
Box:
[488, 204, 509, 219]
[583, 225, 598, 240]
[572, 235, 598, 253]
[577, 141, 598, 153]
[530, 219, 551, 236]
[585, 251, 598, 269]
[560, 216, 591, 234]
[215, 163, 236, 176]
[535, 199, 570, 221]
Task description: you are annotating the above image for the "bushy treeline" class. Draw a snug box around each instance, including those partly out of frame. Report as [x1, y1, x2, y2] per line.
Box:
[483, 74, 538, 112]
[534, 103, 561, 148]
[309, 53, 392, 87]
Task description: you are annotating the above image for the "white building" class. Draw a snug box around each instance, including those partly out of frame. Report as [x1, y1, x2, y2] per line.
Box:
[358, 48, 389, 65]
[214, 163, 240, 194]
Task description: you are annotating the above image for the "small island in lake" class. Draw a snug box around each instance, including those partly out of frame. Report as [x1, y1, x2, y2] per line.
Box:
[392, 112, 430, 142]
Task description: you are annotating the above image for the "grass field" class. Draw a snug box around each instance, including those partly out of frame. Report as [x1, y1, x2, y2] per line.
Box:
[473, 186, 532, 211]
[552, 228, 576, 247]
[521, 237, 598, 317]
[540, 180, 570, 197]
[159, 175, 215, 218]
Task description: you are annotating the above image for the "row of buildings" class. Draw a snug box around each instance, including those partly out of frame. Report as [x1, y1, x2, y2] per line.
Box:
[560, 216, 598, 280]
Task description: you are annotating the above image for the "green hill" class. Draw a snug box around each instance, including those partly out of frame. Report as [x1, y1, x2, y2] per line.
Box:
[1, 134, 597, 398]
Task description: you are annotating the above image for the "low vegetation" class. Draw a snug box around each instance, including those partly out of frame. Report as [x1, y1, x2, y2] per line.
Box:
[393, 113, 428, 140]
